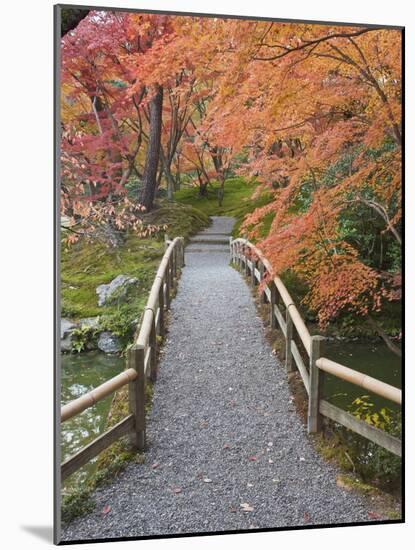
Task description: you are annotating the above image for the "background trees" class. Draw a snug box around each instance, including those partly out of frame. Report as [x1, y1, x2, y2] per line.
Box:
[61, 11, 401, 339]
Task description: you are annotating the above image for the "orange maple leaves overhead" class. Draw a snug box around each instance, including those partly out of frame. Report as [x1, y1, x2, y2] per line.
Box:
[216, 22, 402, 325]
[61, 12, 401, 326]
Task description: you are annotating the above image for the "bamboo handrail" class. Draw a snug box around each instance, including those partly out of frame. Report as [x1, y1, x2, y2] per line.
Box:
[232, 238, 312, 353]
[61, 368, 138, 422]
[232, 237, 401, 402]
[230, 236, 401, 455]
[316, 357, 401, 405]
[136, 308, 154, 349]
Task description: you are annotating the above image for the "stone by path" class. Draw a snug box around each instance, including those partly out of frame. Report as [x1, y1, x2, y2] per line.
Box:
[62, 216, 372, 542]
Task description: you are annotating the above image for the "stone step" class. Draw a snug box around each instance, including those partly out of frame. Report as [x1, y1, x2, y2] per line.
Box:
[198, 231, 231, 236]
[186, 243, 229, 253]
[186, 248, 229, 253]
[190, 235, 230, 244]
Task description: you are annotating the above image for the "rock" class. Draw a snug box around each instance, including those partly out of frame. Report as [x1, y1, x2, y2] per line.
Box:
[61, 318, 77, 352]
[78, 317, 100, 329]
[96, 275, 138, 307]
[97, 331, 121, 354]
[61, 318, 77, 339]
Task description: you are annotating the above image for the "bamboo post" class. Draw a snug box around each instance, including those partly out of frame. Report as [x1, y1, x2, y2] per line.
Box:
[165, 267, 171, 309]
[128, 345, 146, 451]
[307, 335, 325, 433]
[164, 233, 170, 251]
[149, 313, 157, 382]
[251, 258, 257, 286]
[244, 248, 250, 277]
[172, 246, 177, 285]
[158, 280, 165, 336]
[270, 282, 277, 329]
[181, 237, 185, 267]
[169, 254, 174, 290]
[259, 262, 267, 303]
[285, 308, 294, 373]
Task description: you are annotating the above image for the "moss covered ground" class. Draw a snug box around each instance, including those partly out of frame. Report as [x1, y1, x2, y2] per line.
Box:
[61, 202, 209, 350]
[174, 177, 274, 237]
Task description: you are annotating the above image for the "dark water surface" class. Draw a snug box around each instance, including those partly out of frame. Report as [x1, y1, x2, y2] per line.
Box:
[61, 352, 125, 487]
[60, 340, 401, 486]
[323, 340, 402, 412]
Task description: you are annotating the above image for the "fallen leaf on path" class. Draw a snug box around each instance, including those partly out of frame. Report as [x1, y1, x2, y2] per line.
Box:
[336, 476, 351, 490]
[102, 505, 111, 515]
[248, 456, 257, 462]
[151, 462, 160, 469]
[223, 443, 230, 449]
[304, 512, 310, 523]
[229, 507, 237, 513]
[368, 511, 382, 520]
[172, 487, 182, 494]
[240, 502, 254, 512]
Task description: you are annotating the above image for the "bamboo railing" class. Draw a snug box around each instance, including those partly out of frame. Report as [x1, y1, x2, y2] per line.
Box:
[60, 236, 185, 481]
[230, 238, 402, 458]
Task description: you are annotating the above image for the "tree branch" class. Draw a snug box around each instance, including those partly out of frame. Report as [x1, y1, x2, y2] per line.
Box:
[253, 28, 375, 61]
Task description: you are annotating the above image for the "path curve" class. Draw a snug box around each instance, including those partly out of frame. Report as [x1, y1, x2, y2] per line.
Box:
[62, 216, 370, 541]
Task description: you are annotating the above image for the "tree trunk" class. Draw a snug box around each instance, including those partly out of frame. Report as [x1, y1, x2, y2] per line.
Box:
[217, 174, 225, 206]
[139, 85, 163, 212]
[198, 182, 209, 197]
[160, 147, 175, 201]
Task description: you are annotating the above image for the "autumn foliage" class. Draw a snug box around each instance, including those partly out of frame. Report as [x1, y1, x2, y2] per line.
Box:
[60, 11, 401, 331]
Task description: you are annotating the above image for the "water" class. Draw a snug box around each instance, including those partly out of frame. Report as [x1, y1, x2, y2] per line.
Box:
[323, 340, 402, 413]
[60, 341, 401, 487]
[60, 352, 125, 487]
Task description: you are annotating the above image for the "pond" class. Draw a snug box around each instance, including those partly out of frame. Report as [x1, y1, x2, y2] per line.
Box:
[323, 339, 402, 413]
[60, 340, 402, 488]
[60, 352, 125, 488]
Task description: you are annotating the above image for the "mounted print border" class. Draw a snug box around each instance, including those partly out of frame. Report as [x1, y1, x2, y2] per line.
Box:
[54, 4, 404, 545]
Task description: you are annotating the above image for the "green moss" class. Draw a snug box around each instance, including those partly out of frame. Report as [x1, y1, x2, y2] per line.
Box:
[336, 473, 380, 495]
[61, 491, 95, 525]
[386, 509, 402, 520]
[147, 201, 209, 240]
[174, 177, 274, 237]
[61, 234, 163, 319]
[61, 202, 209, 344]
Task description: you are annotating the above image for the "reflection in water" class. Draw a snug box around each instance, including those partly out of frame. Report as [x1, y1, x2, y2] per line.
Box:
[323, 340, 401, 411]
[60, 342, 401, 487]
[60, 352, 124, 488]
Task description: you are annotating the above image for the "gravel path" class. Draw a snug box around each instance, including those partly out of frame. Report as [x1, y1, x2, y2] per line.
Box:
[62, 216, 371, 542]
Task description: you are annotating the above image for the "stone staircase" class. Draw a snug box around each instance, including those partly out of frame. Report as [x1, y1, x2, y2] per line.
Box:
[185, 216, 234, 253]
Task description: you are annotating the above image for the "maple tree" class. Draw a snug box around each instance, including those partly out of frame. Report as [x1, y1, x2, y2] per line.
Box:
[60, 12, 401, 345]
[203, 21, 402, 349]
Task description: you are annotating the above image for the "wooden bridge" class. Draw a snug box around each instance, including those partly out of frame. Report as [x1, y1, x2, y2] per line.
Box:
[60, 229, 401, 484]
